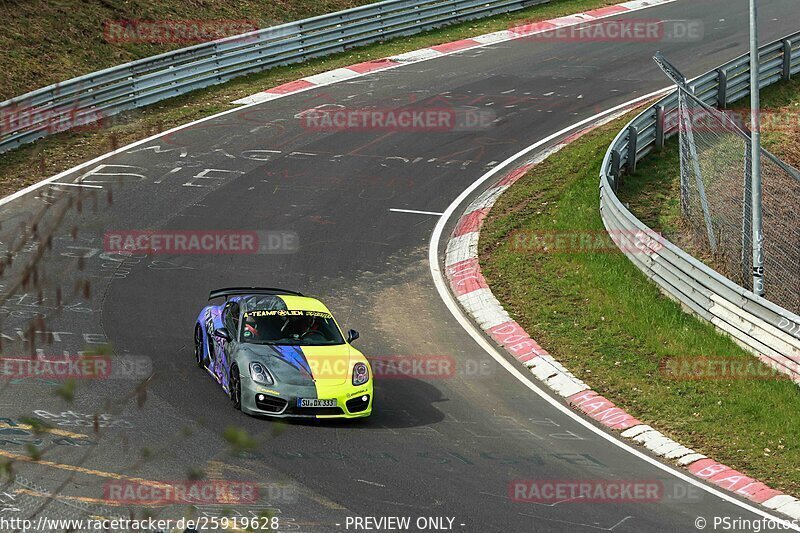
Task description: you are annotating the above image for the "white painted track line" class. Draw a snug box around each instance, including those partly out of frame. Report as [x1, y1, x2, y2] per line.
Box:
[389, 208, 445, 216]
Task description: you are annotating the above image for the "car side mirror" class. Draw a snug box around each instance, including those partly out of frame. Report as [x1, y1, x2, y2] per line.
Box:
[213, 327, 232, 342]
[346, 329, 359, 343]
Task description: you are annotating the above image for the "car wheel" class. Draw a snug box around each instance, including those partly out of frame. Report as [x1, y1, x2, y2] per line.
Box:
[230, 365, 242, 411]
[194, 325, 204, 367]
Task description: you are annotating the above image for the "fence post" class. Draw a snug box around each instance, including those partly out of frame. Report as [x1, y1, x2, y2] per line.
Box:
[655, 105, 665, 152]
[742, 142, 753, 289]
[783, 39, 793, 80]
[627, 125, 639, 173]
[717, 68, 728, 108]
[678, 90, 717, 251]
[678, 94, 689, 217]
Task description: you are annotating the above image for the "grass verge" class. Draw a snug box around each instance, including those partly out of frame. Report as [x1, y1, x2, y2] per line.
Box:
[479, 113, 800, 494]
[0, 0, 621, 197]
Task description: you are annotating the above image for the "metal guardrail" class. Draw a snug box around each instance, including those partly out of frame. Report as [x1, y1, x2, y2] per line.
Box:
[599, 31, 800, 381]
[0, 0, 546, 153]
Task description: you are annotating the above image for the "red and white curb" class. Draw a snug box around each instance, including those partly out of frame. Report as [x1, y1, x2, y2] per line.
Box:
[233, 0, 678, 105]
[442, 121, 800, 521]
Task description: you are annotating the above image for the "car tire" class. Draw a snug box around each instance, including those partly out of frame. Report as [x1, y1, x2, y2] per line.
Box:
[194, 325, 204, 367]
[230, 365, 242, 411]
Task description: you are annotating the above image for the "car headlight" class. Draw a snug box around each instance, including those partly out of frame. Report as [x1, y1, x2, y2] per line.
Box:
[352, 362, 369, 386]
[249, 362, 273, 385]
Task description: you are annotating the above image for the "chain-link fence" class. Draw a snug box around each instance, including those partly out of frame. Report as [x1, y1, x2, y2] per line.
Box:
[677, 88, 800, 315]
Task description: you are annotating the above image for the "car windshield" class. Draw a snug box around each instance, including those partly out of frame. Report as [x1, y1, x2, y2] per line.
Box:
[240, 309, 345, 345]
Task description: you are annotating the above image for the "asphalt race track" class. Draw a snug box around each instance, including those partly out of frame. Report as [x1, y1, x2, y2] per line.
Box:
[0, 1, 797, 531]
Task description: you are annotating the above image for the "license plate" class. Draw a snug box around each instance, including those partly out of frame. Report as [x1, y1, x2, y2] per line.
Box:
[298, 398, 337, 408]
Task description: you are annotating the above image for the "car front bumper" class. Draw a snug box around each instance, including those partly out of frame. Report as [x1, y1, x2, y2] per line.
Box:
[241, 379, 373, 419]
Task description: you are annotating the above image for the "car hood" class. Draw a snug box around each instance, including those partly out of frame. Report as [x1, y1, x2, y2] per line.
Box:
[242, 343, 360, 386]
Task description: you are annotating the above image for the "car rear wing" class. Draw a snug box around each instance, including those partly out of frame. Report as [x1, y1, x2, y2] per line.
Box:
[208, 287, 304, 301]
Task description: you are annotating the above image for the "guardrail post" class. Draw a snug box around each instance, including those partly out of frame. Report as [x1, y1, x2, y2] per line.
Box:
[655, 105, 665, 152]
[783, 39, 793, 80]
[717, 68, 728, 108]
[610, 150, 621, 191]
[627, 125, 639, 174]
[377, 1, 387, 35]
[213, 42, 221, 83]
